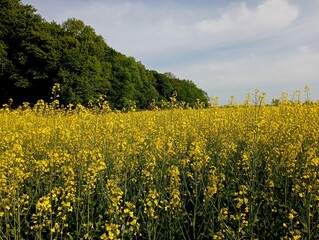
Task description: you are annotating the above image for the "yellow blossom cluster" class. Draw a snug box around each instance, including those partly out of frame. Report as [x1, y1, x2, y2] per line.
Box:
[1, 93, 319, 239]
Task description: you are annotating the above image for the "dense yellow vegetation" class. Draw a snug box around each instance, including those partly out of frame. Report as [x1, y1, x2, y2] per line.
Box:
[1, 92, 319, 239]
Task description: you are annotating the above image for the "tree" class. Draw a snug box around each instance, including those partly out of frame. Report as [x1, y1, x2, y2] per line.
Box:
[171, 78, 209, 106]
[164, 72, 176, 79]
[151, 71, 173, 100]
[0, 0, 209, 109]
[0, 0, 57, 103]
[57, 18, 112, 104]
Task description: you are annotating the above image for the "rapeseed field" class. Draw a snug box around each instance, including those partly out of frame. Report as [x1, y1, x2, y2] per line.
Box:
[1, 90, 319, 239]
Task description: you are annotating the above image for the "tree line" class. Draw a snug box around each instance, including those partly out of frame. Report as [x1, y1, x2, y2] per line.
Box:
[0, 0, 209, 109]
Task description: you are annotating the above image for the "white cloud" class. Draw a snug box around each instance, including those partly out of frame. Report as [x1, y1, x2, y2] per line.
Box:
[22, 0, 319, 103]
[192, 0, 299, 44]
[24, 0, 300, 57]
[113, 0, 300, 61]
[174, 46, 319, 103]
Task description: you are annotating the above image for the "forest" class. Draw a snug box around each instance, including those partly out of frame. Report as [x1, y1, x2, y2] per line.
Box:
[0, 0, 209, 109]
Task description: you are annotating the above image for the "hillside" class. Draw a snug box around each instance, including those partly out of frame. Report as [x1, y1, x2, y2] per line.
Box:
[0, 0, 208, 109]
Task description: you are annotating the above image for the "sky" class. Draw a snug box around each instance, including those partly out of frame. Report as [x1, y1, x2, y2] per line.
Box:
[21, 0, 319, 104]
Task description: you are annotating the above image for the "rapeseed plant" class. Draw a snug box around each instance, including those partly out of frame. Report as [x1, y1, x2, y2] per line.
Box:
[1, 90, 319, 239]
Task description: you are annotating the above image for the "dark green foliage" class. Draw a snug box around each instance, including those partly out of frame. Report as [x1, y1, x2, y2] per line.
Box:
[152, 70, 174, 100]
[172, 79, 209, 107]
[0, 0, 48, 103]
[0, 0, 208, 108]
[57, 18, 112, 104]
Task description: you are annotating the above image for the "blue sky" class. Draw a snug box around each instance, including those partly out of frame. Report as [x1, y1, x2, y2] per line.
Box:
[21, 0, 319, 104]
